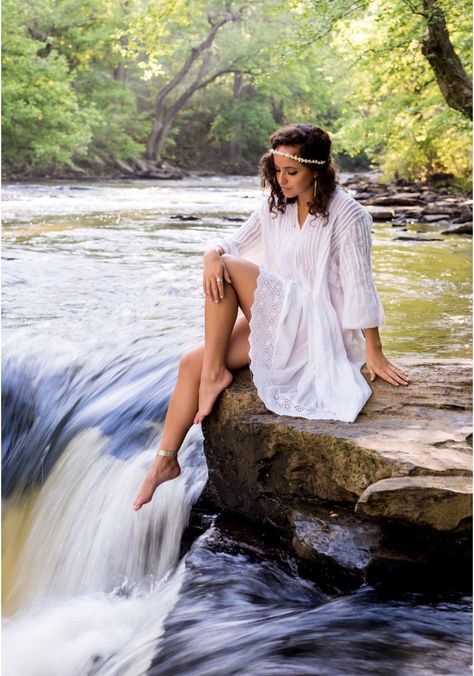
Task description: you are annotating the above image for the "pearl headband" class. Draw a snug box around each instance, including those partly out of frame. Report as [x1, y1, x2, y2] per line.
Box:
[270, 148, 326, 165]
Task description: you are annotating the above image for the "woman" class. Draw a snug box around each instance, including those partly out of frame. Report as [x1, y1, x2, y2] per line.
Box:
[133, 123, 409, 511]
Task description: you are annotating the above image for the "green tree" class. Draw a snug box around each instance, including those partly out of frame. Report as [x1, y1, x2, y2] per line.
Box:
[295, 0, 472, 118]
[157, 10, 340, 171]
[2, 0, 148, 173]
[121, 0, 261, 161]
[121, 0, 340, 162]
[2, 0, 471, 182]
[2, 0, 97, 171]
[329, 0, 472, 181]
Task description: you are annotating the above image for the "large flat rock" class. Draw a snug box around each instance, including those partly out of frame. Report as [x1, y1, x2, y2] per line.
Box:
[203, 358, 472, 531]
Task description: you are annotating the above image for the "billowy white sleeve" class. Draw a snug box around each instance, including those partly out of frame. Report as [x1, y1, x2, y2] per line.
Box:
[211, 205, 263, 265]
[334, 212, 384, 330]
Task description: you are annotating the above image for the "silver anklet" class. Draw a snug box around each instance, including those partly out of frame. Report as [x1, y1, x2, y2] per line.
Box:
[157, 449, 178, 457]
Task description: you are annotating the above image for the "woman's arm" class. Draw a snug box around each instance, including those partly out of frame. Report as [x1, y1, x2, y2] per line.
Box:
[203, 205, 263, 303]
[212, 207, 263, 260]
[334, 211, 408, 387]
[364, 327, 409, 386]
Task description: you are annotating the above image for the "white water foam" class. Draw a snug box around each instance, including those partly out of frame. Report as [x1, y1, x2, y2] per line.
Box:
[3, 426, 207, 675]
[2, 179, 260, 222]
[2, 560, 186, 676]
[8, 427, 205, 606]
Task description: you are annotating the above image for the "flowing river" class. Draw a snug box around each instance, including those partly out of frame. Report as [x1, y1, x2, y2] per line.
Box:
[2, 176, 472, 675]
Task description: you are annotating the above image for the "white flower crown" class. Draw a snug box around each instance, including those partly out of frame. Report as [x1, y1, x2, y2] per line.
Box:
[270, 149, 326, 165]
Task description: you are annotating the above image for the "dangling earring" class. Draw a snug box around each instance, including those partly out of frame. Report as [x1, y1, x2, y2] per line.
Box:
[313, 176, 317, 199]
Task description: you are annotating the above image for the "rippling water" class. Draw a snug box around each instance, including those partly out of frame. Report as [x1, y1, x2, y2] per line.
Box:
[2, 177, 471, 356]
[2, 177, 472, 675]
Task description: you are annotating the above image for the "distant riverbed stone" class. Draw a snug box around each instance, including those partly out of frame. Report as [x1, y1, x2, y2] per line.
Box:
[423, 213, 451, 222]
[365, 194, 423, 207]
[344, 177, 471, 228]
[365, 205, 396, 220]
[393, 206, 425, 218]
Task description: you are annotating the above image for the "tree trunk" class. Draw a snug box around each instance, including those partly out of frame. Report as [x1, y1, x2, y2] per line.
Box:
[153, 119, 174, 161]
[146, 118, 166, 160]
[114, 36, 128, 83]
[421, 0, 472, 119]
[271, 98, 285, 124]
[114, 62, 127, 83]
[228, 71, 244, 164]
[145, 9, 243, 161]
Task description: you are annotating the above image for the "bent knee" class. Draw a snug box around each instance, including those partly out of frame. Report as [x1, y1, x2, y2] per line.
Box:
[221, 253, 254, 268]
[221, 253, 259, 279]
[179, 348, 203, 376]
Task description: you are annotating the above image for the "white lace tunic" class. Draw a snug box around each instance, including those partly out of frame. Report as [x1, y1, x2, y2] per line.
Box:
[215, 186, 384, 423]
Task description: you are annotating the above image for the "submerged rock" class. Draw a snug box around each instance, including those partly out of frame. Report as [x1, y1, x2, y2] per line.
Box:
[393, 236, 444, 242]
[441, 223, 473, 235]
[290, 504, 383, 590]
[170, 214, 200, 221]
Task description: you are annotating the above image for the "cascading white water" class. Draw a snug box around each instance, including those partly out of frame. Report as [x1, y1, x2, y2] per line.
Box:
[7, 426, 206, 606]
[3, 424, 207, 675]
[3, 561, 186, 676]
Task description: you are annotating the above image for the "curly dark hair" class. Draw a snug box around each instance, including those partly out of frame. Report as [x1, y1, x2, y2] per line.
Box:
[259, 123, 337, 223]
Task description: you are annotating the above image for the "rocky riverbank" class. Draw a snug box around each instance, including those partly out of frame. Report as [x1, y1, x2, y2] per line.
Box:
[343, 172, 472, 235]
[199, 359, 472, 592]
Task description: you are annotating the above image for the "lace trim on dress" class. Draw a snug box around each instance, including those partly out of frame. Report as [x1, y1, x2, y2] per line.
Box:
[248, 268, 284, 371]
[249, 268, 365, 422]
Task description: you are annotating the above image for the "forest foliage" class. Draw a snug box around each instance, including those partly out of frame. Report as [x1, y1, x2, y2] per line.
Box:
[2, 0, 472, 184]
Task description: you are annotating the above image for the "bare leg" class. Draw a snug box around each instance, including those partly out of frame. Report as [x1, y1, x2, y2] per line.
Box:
[194, 255, 260, 424]
[133, 318, 250, 510]
[192, 285, 238, 424]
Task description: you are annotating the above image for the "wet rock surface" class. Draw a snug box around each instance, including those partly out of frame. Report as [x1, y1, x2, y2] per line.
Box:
[441, 223, 473, 235]
[154, 515, 472, 674]
[201, 358, 472, 588]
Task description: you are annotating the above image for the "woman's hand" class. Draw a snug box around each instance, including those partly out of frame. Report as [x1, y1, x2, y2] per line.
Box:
[363, 326, 409, 387]
[203, 249, 232, 303]
[366, 349, 409, 387]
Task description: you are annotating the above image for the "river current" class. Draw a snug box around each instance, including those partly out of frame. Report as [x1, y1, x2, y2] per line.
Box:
[2, 177, 472, 675]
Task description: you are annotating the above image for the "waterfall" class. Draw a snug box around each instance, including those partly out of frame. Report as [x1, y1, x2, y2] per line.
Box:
[3, 344, 208, 675]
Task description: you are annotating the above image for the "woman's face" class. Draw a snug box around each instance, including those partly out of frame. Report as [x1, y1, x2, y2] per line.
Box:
[273, 145, 315, 200]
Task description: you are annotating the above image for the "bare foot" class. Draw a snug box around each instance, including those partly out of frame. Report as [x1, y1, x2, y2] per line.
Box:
[193, 368, 233, 425]
[132, 455, 181, 511]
